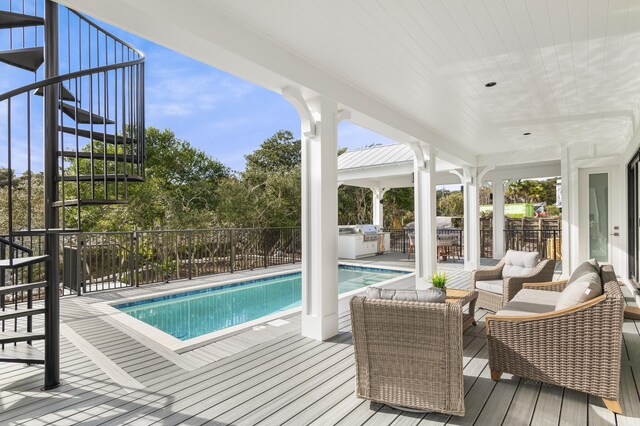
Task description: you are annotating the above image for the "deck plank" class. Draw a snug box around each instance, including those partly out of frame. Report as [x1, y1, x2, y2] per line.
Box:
[530, 385, 564, 425]
[1, 258, 638, 425]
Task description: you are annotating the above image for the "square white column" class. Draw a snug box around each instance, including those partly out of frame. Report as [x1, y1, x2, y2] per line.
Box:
[299, 98, 339, 341]
[453, 167, 481, 271]
[492, 179, 505, 259]
[412, 143, 437, 289]
[371, 187, 387, 228]
[560, 146, 572, 278]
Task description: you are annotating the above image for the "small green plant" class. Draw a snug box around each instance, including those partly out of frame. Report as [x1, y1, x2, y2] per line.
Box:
[431, 271, 447, 289]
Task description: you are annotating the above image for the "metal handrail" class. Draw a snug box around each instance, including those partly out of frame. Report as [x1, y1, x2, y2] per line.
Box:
[0, 59, 144, 102]
[0, 237, 34, 256]
[68, 10, 145, 58]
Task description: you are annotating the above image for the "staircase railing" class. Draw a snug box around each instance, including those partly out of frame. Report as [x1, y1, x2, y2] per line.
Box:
[0, 0, 146, 389]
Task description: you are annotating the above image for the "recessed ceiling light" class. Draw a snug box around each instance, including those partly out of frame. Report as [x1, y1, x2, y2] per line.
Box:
[485, 82, 497, 87]
[523, 132, 531, 136]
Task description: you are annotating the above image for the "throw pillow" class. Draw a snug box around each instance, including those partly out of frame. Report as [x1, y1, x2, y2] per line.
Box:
[556, 271, 602, 310]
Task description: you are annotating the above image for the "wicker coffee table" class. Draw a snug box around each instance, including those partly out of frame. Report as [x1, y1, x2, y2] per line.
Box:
[445, 288, 478, 331]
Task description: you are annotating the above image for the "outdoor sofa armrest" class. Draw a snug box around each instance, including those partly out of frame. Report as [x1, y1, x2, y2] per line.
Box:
[502, 259, 556, 301]
[470, 261, 504, 290]
[522, 279, 568, 292]
[485, 281, 624, 401]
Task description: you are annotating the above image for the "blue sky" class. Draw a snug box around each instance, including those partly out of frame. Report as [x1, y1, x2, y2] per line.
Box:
[100, 21, 398, 172]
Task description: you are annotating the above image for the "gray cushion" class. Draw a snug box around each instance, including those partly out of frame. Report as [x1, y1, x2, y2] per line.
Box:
[502, 250, 540, 277]
[365, 287, 446, 303]
[556, 272, 602, 310]
[495, 289, 561, 316]
[568, 259, 600, 284]
[475, 279, 503, 295]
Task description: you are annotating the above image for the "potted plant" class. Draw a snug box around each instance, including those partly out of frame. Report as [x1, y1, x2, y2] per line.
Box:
[431, 271, 447, 298]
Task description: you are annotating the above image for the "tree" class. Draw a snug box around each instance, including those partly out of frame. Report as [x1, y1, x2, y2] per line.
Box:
[0, 170, 45, 234]
[437, 191, 464, 216]
[338, 185, 372, 225]
[71, 127, 230, 231]
[383, 188, 413, 228]
[244, 130, 301, 173]
[216, 131, 302, 227]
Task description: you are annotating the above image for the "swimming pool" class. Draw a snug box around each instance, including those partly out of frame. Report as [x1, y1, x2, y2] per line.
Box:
[115, 265, 407, 340]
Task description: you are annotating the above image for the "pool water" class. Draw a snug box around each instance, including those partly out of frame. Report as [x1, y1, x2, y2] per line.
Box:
[115, 266, 406, 340]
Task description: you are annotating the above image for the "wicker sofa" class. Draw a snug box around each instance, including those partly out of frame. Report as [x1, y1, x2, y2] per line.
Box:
[486, 264, 625, 414]
[470, 250, 556, 312]
[350, 295, 465, 415]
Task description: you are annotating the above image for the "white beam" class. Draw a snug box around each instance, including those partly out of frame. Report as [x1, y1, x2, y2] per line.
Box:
[410, 142, 437, 288]
[492, 179, 505, 259]
[296, 95, 339, 341]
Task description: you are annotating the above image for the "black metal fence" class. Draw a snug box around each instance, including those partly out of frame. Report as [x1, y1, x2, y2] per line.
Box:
[504, 228, 561, 260]
[0, 228, 301, 299]
[1, 224, 560, 301]
[386, 227, 561, 260]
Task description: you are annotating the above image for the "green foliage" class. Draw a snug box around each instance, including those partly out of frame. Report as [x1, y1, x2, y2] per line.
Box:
[383, 188, 413, 229]
[72, 127, 230, 231]
[545, 205, 561, 217]
[244, 130, 301, 173]
[505, 178, 557, 205]
[216, 130, 302, 227]
[431, 271, 447, 288]
[437, 191, 464, 217]
[338, 185, 372, 225]
[0, 171, 45, 233]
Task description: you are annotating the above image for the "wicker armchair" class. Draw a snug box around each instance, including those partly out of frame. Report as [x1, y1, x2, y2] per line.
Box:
[350, 296, 465, 415]
[470, 251, 556, 312]
[486, 265, 625, 414]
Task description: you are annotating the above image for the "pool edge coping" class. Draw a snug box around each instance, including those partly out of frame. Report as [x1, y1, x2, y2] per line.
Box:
[96, 265, 414, 353]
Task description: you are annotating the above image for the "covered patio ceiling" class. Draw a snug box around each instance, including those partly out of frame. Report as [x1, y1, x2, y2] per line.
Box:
[338, 144, 561, 189]
[56, 0, 640, 169]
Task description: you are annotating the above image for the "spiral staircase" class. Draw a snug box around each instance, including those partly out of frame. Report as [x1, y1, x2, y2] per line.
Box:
[0, 0, 145, 388]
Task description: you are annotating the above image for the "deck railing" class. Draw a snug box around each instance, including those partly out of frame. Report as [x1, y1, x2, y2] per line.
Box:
[386, 227, 561, 260]
[1, 227, 301, 298]
[1, 225, 560, 300]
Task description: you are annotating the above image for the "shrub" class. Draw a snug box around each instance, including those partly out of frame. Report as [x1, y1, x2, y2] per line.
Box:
[431, 271, 447, 288]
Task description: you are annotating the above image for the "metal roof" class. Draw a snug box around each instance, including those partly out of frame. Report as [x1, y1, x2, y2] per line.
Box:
[338, 144, 413, 170]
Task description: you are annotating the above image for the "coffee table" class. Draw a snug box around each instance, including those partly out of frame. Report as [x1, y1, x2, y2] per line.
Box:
[445, 288, 478, 331]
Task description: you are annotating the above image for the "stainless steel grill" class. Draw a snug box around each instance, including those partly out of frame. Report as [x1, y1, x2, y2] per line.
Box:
[343, 224, 379, 242]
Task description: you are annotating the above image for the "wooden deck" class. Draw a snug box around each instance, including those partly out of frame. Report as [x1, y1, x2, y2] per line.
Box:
[1, 259, 640, 425]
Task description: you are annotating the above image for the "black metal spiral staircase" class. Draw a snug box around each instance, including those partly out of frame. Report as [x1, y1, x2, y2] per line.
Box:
[0, 0, 145, 388]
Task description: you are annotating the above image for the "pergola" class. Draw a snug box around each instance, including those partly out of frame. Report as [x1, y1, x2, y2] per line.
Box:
[58, 0, 639, 341]
[337, 143, 561, 268]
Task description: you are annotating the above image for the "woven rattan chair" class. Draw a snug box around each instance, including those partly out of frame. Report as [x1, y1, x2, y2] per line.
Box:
[350, 296, 465, 415]
[486, 264, 625, 414]
[470, 251, 556, 312]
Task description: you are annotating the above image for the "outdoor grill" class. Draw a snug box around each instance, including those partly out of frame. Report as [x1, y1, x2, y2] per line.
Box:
[353, 224, 379, 242]
[338, 225, 390, 259]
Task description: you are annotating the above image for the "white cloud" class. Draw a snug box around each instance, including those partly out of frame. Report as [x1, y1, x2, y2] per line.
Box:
[145, 61, 256, 122]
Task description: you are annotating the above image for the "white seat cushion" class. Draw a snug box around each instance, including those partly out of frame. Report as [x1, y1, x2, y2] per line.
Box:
[475, 279, 503, 295]
[495, 289, 561, 316]
[555, 271, 602, 310]
[502, 250, 540, 277]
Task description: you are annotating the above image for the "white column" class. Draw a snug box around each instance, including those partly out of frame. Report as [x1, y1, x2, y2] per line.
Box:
[283, 88, 339, 341]
[451, 167, 488, 271]
[411, 142, 437, 289]
[560, 145, 572, 278]
[492, 179, 505, 259]
[371, 187, 388, 228]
